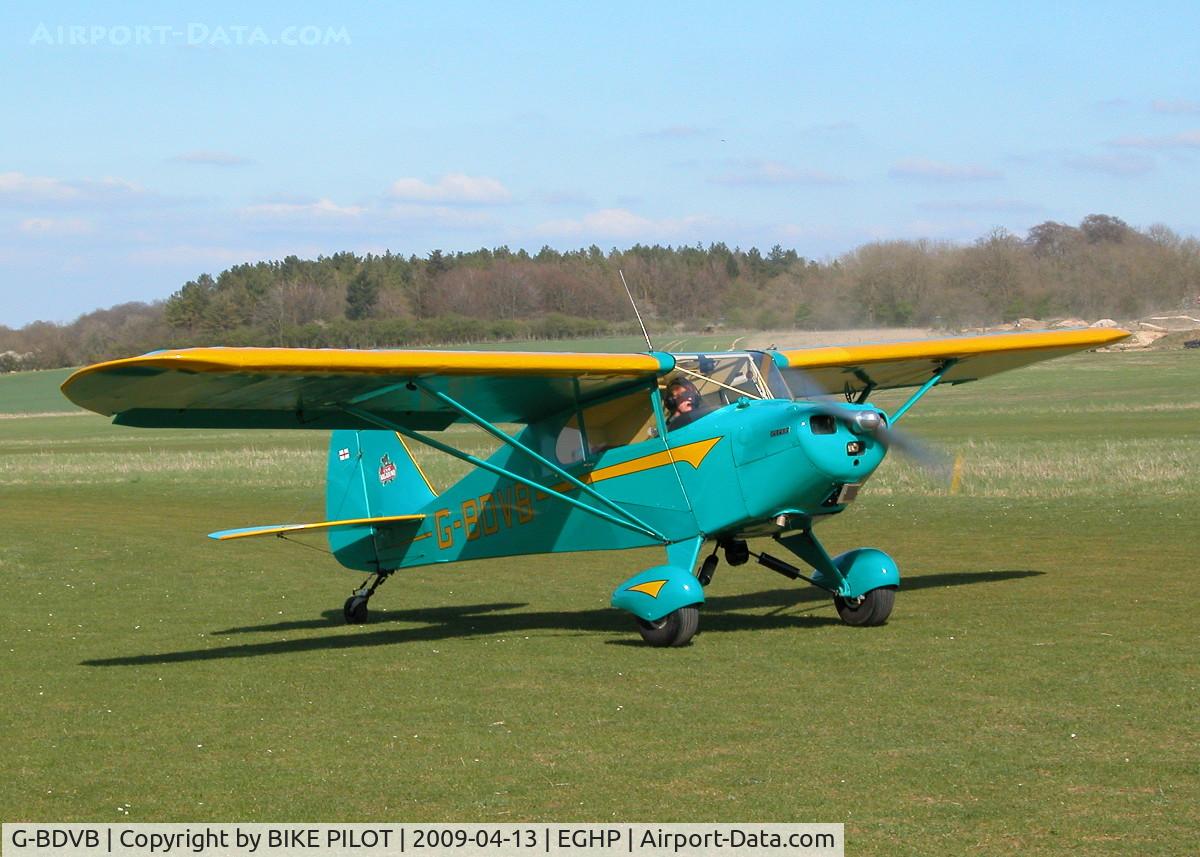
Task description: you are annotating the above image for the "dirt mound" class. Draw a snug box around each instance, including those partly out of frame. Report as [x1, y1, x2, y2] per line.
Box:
[1147, 330, 1200, 350]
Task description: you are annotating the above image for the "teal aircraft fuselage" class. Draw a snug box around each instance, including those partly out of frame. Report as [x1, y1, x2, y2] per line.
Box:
[310, 350, 905, 644]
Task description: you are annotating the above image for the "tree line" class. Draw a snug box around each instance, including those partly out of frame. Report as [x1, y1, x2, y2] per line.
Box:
[4, 214, 1198, 371]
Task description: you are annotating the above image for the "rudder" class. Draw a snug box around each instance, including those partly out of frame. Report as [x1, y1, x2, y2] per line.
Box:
[326, 430, 438, 569]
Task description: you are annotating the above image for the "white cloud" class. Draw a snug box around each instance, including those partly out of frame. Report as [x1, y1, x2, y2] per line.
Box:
[235, 194, 501, 233]
[536, 208, 714, 239]
[888, 158, 1003, 182]
[0, 173, 78, 202]
[388, 173, 511, 204]
[541, 208, 652, 237]
[18, 217, 94, 236]
[127, 244, 322, 267]
[0, 172, 146, 206]
[171, 150, 253, 166]
[712, 160, 846, 187]
[1111, 130, 1200, 149]
[240, 198, 365, 219]
[383, 204, 500, 229]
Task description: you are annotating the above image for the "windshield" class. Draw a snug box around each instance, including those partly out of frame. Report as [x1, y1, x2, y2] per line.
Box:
[662, 352, 792, 431]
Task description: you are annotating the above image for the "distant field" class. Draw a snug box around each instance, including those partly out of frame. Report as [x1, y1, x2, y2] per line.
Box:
[453, 331, 750, 353]
[0, 367, 78, 414]
[1, 350, 1196, 855]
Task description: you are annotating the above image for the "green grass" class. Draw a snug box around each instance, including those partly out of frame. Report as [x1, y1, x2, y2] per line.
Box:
[0, 368, 78, 414]
[1, 352, 1197, 855]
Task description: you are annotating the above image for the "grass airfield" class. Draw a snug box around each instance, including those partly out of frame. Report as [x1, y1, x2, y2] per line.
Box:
[0, 350, 1197, 856]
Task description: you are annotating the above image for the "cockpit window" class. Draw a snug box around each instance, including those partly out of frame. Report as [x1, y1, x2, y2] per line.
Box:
[555, 387, 658, 464]
[553, 352, 797, 455]
[760, 354, 794, 400]
[662, 352, 784, 431]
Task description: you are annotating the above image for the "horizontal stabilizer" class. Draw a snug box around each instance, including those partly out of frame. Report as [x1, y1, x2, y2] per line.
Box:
[209, 514, 425, 541]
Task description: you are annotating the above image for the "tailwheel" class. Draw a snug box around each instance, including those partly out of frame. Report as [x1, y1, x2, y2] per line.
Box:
[342, 571, 391, 624]
[635, 606, 700, 647]
[343, 595, 369, 624]
[834, 587, 896, 627]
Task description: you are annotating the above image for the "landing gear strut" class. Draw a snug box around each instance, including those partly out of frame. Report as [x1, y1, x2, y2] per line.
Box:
[721, 538, 749, 566]
[697, 544, 720, 587]
[343, 570, 391, 624]
[753, 548, 897, 627]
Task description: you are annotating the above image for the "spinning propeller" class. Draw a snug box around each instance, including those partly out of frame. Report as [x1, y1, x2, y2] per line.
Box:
[782, 361, 953, 481]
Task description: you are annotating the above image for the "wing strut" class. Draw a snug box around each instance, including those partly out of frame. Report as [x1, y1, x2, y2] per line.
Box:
[337, 402, 668, 544]
[890, 359, 957, 423]
[409, 379, 667, 539]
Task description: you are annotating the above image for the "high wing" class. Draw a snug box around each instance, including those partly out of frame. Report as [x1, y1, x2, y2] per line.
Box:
[62, 330, 1131, 429]
[773, 328, 1130, 397]
[61, 347, 674, 429]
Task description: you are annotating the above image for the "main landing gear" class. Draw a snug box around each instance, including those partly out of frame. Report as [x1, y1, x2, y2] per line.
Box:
[631, 543, 730, 647]
[715, 538, 897, 627]
[833, 587, 895, 626]
[342, 570, 391, 624]
[635, 606, 700, 647]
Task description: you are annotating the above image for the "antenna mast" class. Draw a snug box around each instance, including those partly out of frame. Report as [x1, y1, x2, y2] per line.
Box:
[619, 269, 654, 352]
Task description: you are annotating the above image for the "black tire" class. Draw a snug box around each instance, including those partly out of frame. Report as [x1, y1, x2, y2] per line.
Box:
[343, 595, 369, 624]
[636, 606, 700, 647]
[834, 587, 895, 627]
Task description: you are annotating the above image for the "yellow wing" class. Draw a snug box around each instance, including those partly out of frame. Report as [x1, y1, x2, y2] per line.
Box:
[61, 347, 674, 429]
[774, 328, 1130, 396]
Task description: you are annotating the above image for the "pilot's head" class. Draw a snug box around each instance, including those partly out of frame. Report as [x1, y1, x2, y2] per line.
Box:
[666, 379, 700, 414]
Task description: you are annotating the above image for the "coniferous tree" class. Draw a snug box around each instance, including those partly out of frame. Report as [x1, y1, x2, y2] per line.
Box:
[345, 270, 379, 320]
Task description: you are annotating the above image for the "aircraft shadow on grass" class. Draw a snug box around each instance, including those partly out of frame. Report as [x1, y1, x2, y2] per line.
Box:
[81, 569, 1042, 667]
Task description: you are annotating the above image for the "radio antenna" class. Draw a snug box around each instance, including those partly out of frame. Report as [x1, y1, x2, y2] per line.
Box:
[619, 269, 654, 352]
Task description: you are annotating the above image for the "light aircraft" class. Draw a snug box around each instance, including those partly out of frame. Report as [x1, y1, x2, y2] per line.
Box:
[62, 327, 1128, 646]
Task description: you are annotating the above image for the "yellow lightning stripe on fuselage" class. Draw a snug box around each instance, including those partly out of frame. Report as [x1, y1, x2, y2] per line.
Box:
[549, 436, 722, 493]
[211, 514, 425, 540]
[627, 580, 668, 598]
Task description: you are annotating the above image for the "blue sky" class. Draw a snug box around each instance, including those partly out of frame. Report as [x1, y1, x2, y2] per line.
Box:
[2, 1, 1199, 326]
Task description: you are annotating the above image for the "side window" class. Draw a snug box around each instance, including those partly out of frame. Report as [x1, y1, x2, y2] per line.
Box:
[555, 425, 585, 464]
[555, 388, 657, 464]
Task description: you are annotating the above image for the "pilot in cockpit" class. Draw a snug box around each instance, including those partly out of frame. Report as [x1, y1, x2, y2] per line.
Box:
[664, 378, 709, 431]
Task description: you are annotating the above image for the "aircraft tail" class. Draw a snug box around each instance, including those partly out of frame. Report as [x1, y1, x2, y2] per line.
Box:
[325, 430, 438, 569]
